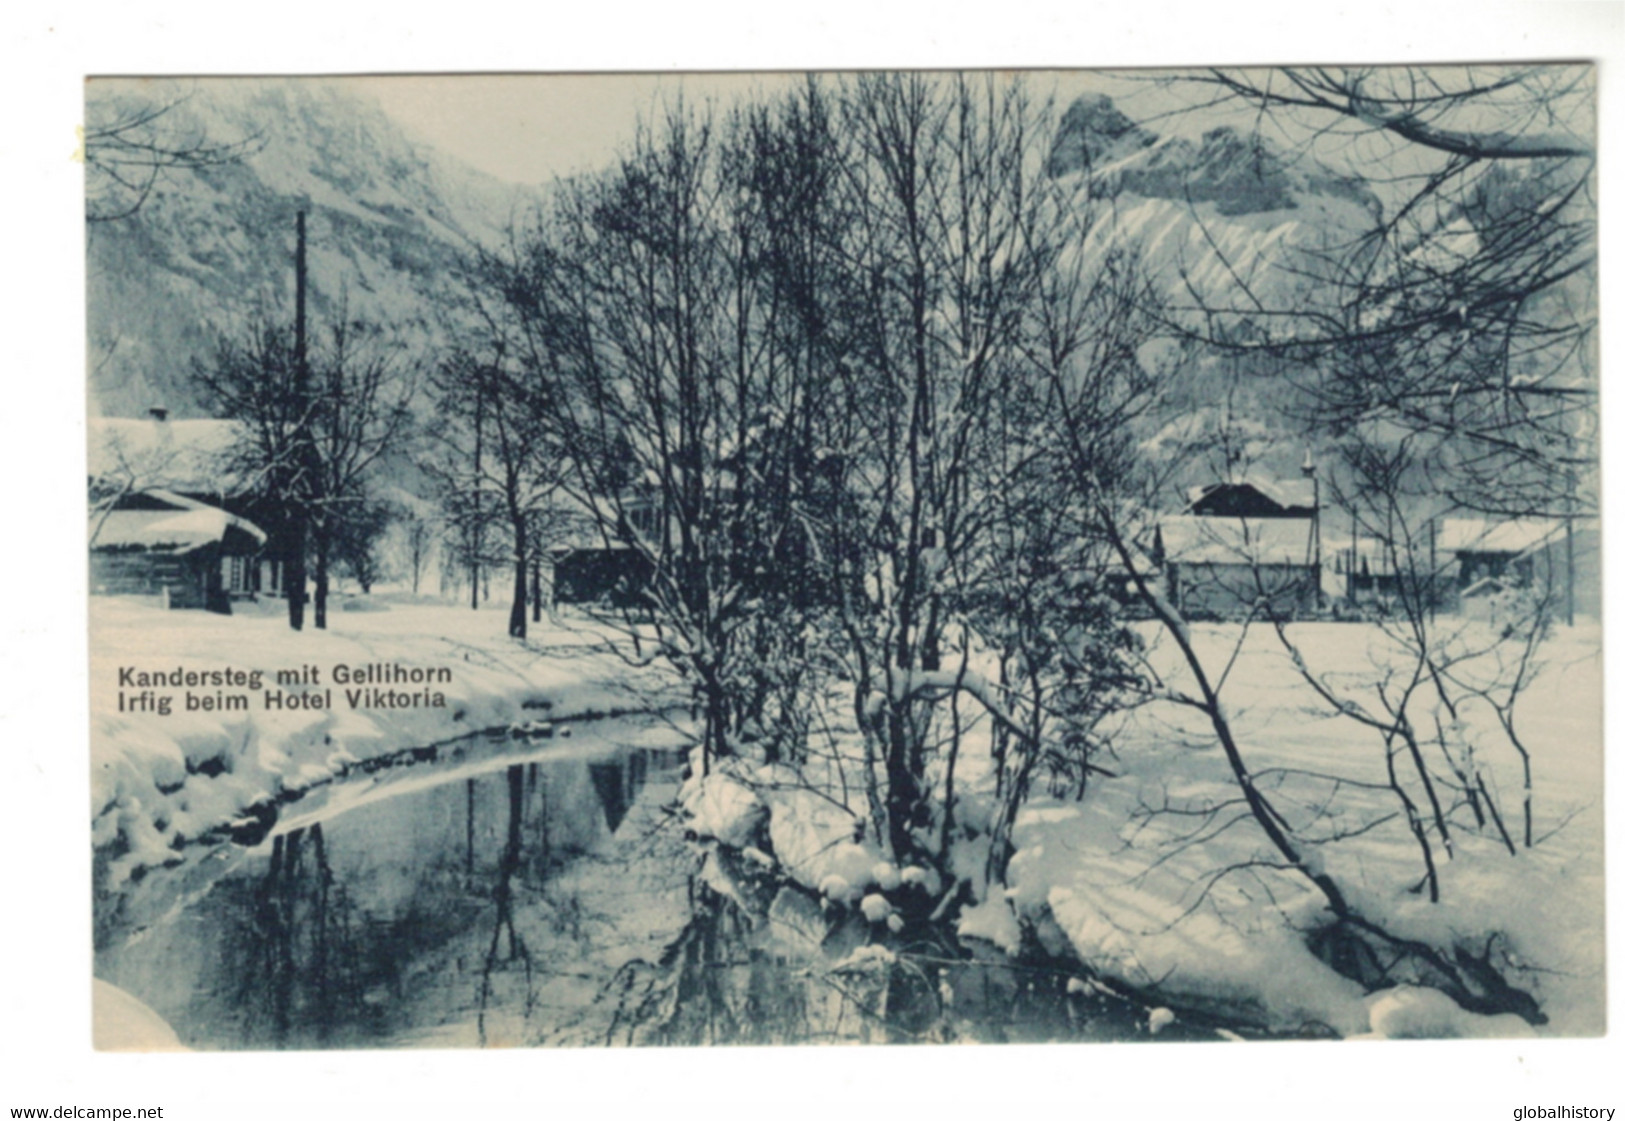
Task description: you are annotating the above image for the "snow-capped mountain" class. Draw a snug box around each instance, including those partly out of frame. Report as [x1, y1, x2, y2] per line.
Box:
[86, 78, 542, 417]
[1046, 93, 1384, 482]
[1053, 93, 1376, 303]
[85, 82, 1373, 463]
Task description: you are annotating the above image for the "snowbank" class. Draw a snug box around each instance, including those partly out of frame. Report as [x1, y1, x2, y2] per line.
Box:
[1001, 622, 1604, 1037]
[91, 597, 685, 887]
[93, 979, 188, 1052]
[678, 757, 888, 907]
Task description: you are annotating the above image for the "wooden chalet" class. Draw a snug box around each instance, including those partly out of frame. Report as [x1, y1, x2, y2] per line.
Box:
[88, 411, 292, 610]
[1182, 479, 1317, 520]
[1154, 514, 1319, 619]
[551, 423, 851, 610]
[90, 489, 268, 611]
[1437, 517, 1599, 620]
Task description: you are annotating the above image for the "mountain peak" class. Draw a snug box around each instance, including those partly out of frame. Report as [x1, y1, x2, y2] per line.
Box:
[1159, 125, 1302, 215]
[1111, 126, 1372, 218]
[1046, 93, 1159, 177]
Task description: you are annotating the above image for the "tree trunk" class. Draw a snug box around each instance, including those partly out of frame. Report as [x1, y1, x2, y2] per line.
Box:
[285, 511, 307, 631]
[884, 705, 925, 864]
[288, 210, 310, 631]
[508, 529, 528, 639]
[313, 522, 331, 629]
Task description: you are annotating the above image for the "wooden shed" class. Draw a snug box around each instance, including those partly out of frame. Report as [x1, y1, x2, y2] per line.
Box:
[1155, 515, 1319, 620]
[90, 489, 268, 611]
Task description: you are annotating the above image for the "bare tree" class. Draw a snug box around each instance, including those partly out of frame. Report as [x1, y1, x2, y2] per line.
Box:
[192, 320, 311, 627]
[1089, 488, 1545, 1023]
[85, 83, 263, 223]
[811, 73, 1167, 870]
[192, 311, 415, 629]
[1160, 66, 1596, 519]
[332, 495, 397, 594]
[397, 504, 438, 597]
[306, 315, 417, 627]
[488, 76, 1161, 886]
[494, 96, 831, 764]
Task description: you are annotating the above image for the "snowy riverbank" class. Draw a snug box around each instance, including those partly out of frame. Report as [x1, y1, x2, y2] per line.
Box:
[676, 620, 1604, 1039]
[90, 596, 1604, 1040]
[90, 595, 686, 888]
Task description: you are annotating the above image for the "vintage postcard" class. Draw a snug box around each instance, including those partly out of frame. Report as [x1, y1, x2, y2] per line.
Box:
[85, 68, 1600, 1050]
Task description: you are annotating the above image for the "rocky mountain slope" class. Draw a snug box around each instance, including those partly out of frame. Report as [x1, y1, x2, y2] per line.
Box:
[86, 78, 541, 417]
[1047, 93, 1381, 482]
[84, 80, 1377, 494]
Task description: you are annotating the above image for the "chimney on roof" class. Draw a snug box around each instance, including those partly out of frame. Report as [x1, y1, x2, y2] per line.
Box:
[148, 406, 169, 422]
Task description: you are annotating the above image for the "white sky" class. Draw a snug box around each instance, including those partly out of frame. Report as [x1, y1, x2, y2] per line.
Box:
[358, 72, 807, 183]
[352, 70, 1231, 185]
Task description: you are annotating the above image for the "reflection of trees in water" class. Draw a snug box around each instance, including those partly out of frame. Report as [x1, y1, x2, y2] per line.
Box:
[598, 860, 1162, 1046]
[476, 765, 535, 1045]
[588, 752, 647, 834]
[163, 746, 1140, 1047]
[111, 742, 1180, 1047]
[229, 824, 377, 1047]
[474, 753, 673, 1045]
[603, 877, 893, 1046]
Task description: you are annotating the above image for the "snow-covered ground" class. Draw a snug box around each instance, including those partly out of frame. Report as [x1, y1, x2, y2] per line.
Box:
[90, 595, 685, 889]
[678, 618, 1604, 1038]
[1014, 620, 1599, 1033]
[92, 593, 1603, 1039]
[1011, 620, 1602, 1036]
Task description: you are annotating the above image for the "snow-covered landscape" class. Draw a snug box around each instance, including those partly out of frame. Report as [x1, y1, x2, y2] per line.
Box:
[90, 592, 1604, 1044]
[90, 596, 685, 888]
[84, 66, 1601, 1052]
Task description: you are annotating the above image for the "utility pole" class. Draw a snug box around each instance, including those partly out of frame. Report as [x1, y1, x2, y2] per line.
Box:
[286, 210, 310, 631]
[1302, 449, 1321, 614]
[470, 376, 483, 610]
[1428, 517, 1438, 625]
[1348, 504, 1359, 609]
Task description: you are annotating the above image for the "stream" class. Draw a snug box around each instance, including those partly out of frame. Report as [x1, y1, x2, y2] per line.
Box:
[93, 714, 1220, 1048]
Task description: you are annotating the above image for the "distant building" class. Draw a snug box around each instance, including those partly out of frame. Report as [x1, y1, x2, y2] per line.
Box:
[1155, 477, 1322, 619]
[1154, 515, 1319, 619]
[1323, 517, 1600, 621]
[87, 411, 289, 609]
[1436, 517, 1599, 621]
[547, 542, 654, 609]
[1459, 575, 1518, 625]
[1182, 479, 1316, 520]
[1330, 538, 1406, 604]
[550, 425, 850, 609]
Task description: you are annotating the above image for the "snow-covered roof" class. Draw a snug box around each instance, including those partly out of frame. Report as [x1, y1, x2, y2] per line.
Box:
[1183, 477, 1316, 514]
[1159, 515, 1316, 566]
[87, 417, 249, 495]
[92, 490, 267, 553]
[1436, 518, 1565, 556]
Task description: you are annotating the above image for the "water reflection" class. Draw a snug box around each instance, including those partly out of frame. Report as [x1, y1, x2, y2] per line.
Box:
[97, 733, 690, 1050]
[601, 855, 1160, 1047]
[96, 727, 1182, 1049]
